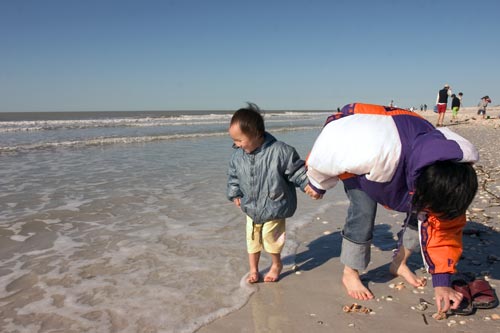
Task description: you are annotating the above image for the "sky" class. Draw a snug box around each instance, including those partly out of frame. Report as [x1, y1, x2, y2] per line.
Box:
[1, 0, 499, 112]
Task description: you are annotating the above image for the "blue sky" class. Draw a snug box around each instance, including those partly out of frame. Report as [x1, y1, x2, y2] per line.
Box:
[1, 0, 499, 112]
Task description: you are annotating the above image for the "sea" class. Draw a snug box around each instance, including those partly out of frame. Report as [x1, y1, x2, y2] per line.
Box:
[0, 110, 335, 333]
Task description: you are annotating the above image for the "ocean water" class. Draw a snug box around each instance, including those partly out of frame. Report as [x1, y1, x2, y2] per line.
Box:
[0, 110, 333, 332]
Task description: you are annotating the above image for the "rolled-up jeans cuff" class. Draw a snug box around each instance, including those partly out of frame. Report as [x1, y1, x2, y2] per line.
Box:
[401, 226, 420, 253]
[340, 236, 371, 271]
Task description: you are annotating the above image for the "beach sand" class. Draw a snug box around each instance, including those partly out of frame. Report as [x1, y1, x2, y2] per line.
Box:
[198, 106, 500, 333]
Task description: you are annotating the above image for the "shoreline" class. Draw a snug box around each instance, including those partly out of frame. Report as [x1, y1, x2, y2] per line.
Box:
[197, 106, 500, 332]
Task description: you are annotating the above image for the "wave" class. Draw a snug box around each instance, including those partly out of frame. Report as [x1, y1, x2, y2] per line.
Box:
[0, 111, 330, 133]
[0, 114, 233, 133]
[0, 125, 321, 154]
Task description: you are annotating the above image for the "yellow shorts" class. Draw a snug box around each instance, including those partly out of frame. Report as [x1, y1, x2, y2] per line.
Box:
[246, 216, 286, 254]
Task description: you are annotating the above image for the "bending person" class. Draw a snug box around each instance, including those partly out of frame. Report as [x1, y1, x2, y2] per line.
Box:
[305, 103, 479, 314]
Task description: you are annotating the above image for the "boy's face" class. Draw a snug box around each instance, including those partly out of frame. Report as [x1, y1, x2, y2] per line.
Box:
[229, 123, 262, 154]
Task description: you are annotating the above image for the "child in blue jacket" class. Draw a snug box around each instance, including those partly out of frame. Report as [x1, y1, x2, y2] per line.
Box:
[227, 103, 313, 283]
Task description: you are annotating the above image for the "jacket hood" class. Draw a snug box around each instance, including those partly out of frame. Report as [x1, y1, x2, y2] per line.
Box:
[248, 132, 277, 154]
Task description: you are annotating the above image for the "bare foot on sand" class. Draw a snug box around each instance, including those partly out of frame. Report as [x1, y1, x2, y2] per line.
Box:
[342, 266, 374, 300]
[247, 271, 260, 284]
[389, 249, 427, 287]
[264, 263, 282, 282]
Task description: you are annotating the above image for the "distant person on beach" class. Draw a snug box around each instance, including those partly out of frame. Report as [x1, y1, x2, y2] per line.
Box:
[435, 84, 452, 127]
[227, 103, 313, 284]
[451, 93, 462, 122]
[424, 103, 427, 111]
[477, 95, 492, 119]
[304, 103, 479, 314]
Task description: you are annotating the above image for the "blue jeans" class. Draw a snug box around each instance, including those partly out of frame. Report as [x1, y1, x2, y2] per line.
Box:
[341, 185, 377, 271]
[341, 185, 421, 271]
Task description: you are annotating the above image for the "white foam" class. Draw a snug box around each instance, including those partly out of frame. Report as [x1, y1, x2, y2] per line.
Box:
[9, 232, 35, 242]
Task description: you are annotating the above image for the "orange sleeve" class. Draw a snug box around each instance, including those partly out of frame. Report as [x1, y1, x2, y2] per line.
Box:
[420, 214, 465, 276]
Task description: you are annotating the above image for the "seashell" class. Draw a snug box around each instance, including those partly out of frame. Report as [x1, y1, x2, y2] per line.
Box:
[342, 303, 372, 314]
[471, 207, 485, 212]
[432, 312, 447, 320]
[415, 303, 428, 311]
[388, 283, 395, 289]
[323, 231, 331, 235]
[395, 283, 406, 290]
[491, 314, 500, 320]
[361, 307, 371, 314]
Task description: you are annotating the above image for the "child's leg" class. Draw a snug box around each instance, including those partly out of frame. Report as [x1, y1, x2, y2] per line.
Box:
[248, 252, 261, 283]
[389, 246, 426, 287]
[264, 253, 282, 282]
[246, 216, 262, 283]
[261, 219, 286, 283]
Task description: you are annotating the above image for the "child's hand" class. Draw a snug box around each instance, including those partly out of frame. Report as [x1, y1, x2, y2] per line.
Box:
[434, 286, 464, 313]
[304, 184, 323, 200]
[233, 198, 241, 207]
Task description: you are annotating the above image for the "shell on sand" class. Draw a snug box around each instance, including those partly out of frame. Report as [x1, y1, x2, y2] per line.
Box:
[342, 303, 372, 314]
[432, 312, 447, 320]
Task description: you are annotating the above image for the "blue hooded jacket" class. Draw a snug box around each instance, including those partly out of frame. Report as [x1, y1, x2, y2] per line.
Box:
[227, 132, 309, 224]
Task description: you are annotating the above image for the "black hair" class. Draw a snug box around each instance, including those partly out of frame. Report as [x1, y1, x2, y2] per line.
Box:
[412, 161, 478, 220]
[230, 102, 265, 139]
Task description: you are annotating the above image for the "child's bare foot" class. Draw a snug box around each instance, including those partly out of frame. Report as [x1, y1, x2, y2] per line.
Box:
[389, 256, 427, 287]
[342, 266, 373, 300]
[247, 271, 260, 284]
[264, 263, 282, 282]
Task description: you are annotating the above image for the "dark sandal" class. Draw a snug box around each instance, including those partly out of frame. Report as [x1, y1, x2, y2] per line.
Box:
[451, 279, 475, 315]
[469, 279, 499, 309]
